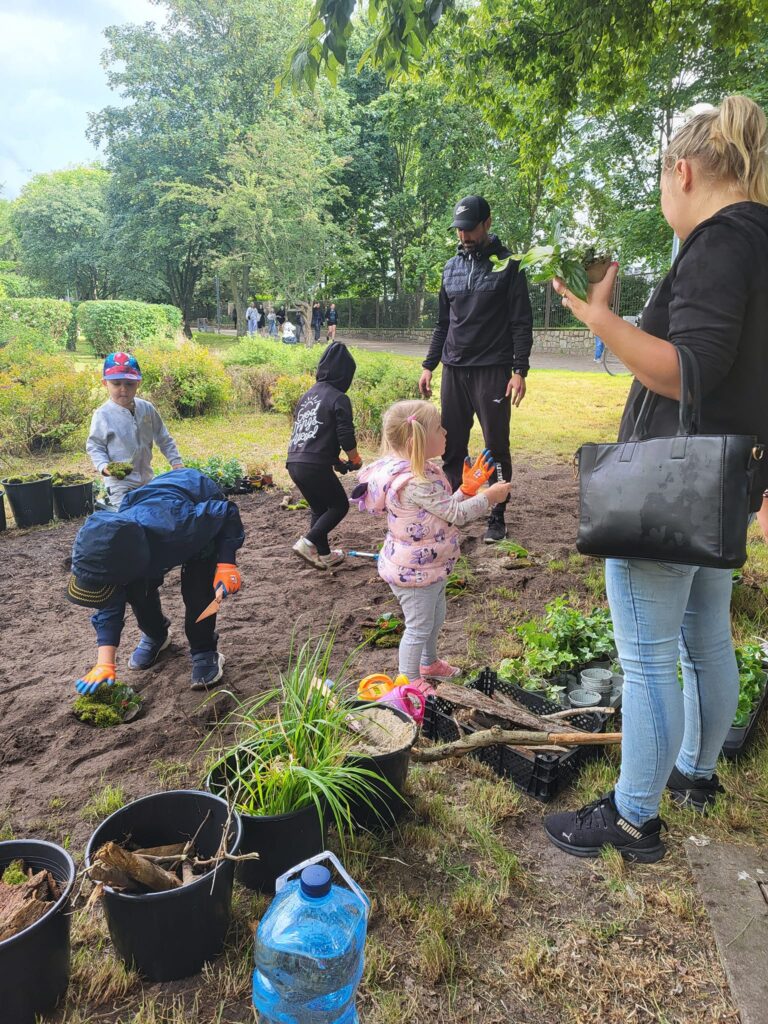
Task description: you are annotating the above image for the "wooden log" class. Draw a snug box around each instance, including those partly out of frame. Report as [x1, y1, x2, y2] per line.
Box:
[435, 682, 591, 734]
[133, 843, 186, 859]
[412, 726, 622, 763]
[0, 870, 55, 942]
[90, 842, 181, 892]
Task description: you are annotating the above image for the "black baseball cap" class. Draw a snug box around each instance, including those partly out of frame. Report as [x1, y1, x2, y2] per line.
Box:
[450, 195, 491, 230]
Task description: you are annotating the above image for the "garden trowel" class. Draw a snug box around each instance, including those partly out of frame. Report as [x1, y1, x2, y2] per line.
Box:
[195, 585, 226, 623]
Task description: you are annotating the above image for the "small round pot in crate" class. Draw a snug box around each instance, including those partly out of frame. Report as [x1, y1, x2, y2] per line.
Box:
[568, 688, 602, 710]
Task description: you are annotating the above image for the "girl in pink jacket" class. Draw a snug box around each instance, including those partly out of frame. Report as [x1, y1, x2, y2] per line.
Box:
[356, 400, 511, 690]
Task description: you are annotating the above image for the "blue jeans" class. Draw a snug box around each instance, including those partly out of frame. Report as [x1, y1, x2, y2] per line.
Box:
[606, 558, 738, 825]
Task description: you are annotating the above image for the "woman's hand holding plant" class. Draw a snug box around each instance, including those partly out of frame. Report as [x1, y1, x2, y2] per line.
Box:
[552, 262, 620, 334]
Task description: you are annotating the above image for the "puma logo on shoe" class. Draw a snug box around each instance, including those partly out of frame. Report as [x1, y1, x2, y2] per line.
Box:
[616, 818, 644, 840]
[562, 832, 574, 843]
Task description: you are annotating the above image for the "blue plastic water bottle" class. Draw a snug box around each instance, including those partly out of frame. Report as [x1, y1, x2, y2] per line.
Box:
[252, 851, 371, 1024]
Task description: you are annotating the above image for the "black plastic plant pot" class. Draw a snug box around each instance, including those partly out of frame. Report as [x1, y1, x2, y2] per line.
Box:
[1, 475, 53, 528]
[0, 490, 5, 532]
[344, 704, 416, 833]
[207, 766, 325, 893]
[53, 481, 94, 521]
[0, 839, 76, 1024]
[84, 790, 242, 982]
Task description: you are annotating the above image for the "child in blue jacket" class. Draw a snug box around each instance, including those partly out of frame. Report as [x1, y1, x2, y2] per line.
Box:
[66, 469, 244, 691]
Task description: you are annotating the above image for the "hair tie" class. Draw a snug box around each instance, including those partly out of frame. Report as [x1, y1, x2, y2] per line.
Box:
[407, 415, 417, 423]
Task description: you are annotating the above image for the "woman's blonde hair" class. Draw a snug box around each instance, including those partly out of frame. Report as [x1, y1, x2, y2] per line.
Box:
[381, 399, 442, 481]
[663, 94, 768, 204]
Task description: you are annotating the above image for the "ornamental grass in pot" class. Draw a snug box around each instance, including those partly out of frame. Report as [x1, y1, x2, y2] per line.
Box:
[205, 634, 407, 892]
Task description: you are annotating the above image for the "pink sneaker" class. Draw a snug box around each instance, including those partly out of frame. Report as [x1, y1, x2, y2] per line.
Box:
[420, 660, 461, 683]
[409, 678, 437, 698]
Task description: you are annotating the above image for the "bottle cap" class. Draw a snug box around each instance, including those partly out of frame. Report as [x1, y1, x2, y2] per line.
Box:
[300, 865, 332, 898]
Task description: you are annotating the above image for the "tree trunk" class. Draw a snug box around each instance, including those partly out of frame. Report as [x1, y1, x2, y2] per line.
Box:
[230, 264, 250, 337]
[298, 299, 313, 346]
[165, 244, 203, 339]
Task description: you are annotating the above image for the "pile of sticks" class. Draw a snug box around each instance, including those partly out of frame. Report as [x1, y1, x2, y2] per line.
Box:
[411, 682, 621, 763]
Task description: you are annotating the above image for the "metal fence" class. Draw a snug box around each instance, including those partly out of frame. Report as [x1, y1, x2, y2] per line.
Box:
[333, 273, 658, 331]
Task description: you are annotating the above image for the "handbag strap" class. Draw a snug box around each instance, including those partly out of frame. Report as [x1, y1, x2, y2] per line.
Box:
[629, 344, 701, 441]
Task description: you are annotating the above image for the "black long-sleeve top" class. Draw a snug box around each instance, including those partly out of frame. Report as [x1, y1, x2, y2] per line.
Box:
[423, 235, 534, 373]
[619, 201, 768, 496]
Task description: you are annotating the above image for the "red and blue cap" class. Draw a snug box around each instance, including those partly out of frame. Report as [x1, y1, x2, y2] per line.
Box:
[103, 352, 142, 381]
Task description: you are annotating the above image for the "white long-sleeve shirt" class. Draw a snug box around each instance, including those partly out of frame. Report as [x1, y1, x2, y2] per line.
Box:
[86, 397, 182, 505]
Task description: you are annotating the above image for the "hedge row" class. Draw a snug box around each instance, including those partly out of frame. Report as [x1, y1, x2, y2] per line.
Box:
[224, 337, 420, 441]
[78, 301, 183, 357]
[0, 298, 74, 345]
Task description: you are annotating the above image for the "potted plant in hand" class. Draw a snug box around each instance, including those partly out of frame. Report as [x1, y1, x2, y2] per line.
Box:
[495, 224, 613, 300]
[205, 634, 409, 892]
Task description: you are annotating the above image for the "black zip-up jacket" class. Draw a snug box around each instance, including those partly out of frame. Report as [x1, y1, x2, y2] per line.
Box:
[619, 201, 768, 496]
[423, 235, 534, 373]
[286, 342, 357, 466]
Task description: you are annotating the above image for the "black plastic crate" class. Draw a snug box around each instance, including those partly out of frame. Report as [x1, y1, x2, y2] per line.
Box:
[422, 667, 608, 803]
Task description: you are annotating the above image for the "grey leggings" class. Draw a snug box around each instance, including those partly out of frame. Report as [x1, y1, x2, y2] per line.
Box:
[389, 580, 447, 680]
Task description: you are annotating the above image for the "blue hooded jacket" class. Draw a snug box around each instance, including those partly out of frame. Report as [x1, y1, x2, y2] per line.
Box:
[71, 470, 245, 586]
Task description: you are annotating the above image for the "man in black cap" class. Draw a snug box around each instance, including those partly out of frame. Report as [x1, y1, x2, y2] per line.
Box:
[419, 195, 533, 542]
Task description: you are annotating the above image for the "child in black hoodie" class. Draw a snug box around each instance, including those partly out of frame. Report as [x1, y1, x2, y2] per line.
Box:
[287, 342, 362, 568]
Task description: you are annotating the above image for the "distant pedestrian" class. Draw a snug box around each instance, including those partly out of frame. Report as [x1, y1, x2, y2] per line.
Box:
[267, 309, 278, 337]
[257, 304, 267, 336]
[593, 335, 605, 361]
[246, 302, 259, 337]
[326, 302, 338, 341]
[311, 302, 323, 343]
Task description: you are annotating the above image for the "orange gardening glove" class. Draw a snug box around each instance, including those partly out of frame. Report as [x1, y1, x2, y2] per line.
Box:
[213, 563, 241, 596]
[75, 663, 116, 695]
[460, 449, 496, 496]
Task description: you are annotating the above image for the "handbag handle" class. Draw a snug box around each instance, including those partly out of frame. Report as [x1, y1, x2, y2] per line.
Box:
[630, 345, 701, 441]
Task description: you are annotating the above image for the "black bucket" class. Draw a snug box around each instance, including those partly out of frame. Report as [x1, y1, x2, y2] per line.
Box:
[85, 790, 242, 982]
[345, 704, 416, 832]
[1, 475, 53, 528]
[0, 839, 76, 1024]
[207, 767, 324, 893]
[0, 490, 5, 533]
[53, 481, 94, 521]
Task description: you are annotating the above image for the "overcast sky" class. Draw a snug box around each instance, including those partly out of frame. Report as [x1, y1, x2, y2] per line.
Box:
[1, 0, 164, 198]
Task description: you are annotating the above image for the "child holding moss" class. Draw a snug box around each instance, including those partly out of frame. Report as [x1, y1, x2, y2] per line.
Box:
[86, 351, 184, 508]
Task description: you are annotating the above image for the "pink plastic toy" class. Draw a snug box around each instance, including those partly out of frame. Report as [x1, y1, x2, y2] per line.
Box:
[375, 685, 426, 725]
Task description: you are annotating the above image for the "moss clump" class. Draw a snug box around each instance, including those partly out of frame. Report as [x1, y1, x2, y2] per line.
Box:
[2, 860, 28, 885]
[73, 683, 142, 728]
[52, 472, 92, 487]
[106, 461, 133, 480]
[3, 474, 49, 484]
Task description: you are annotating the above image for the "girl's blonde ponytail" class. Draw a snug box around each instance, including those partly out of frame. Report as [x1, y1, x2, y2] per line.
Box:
[664, 94, 768, 204]
[381, 399, 441, 481]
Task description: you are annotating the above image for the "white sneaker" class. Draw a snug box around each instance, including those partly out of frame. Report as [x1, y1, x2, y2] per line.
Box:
[292, 537, 345, 570]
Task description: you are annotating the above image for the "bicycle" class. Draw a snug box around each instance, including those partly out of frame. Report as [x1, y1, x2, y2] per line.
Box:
[599, 315, 637, 375]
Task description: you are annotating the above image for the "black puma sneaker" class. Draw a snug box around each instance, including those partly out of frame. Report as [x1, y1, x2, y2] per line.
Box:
[544, 792, 667, 863]
[666, 766, 724, 813]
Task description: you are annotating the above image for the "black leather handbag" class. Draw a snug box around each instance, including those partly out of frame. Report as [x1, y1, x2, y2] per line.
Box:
[575, 346, 764, 569]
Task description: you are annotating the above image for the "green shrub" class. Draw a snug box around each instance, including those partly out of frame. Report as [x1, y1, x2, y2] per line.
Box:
[0, 298, 73, 345]
[0, 353, 96, 455]
[0, 271, 40, 298]
[135, 343, 232, 418]
[271, 373, 315, 416]
[78, 300, 182, 357]
[226, 365, 279, 411]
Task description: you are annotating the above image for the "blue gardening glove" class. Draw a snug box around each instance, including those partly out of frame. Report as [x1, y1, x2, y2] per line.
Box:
[75, 663, 116, 695]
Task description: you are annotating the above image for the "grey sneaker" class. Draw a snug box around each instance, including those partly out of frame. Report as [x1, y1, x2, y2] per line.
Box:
[293, 537, 345, 569]
[190, 651, 225, 690]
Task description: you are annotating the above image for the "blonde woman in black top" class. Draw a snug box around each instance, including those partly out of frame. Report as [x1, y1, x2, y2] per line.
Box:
[544, 95, 768, 862]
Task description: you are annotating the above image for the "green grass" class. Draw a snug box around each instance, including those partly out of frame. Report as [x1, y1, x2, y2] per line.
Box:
[80, 782, 127, 823]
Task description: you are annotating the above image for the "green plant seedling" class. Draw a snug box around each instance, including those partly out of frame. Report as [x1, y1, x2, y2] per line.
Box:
[73, 683, 143, 727]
